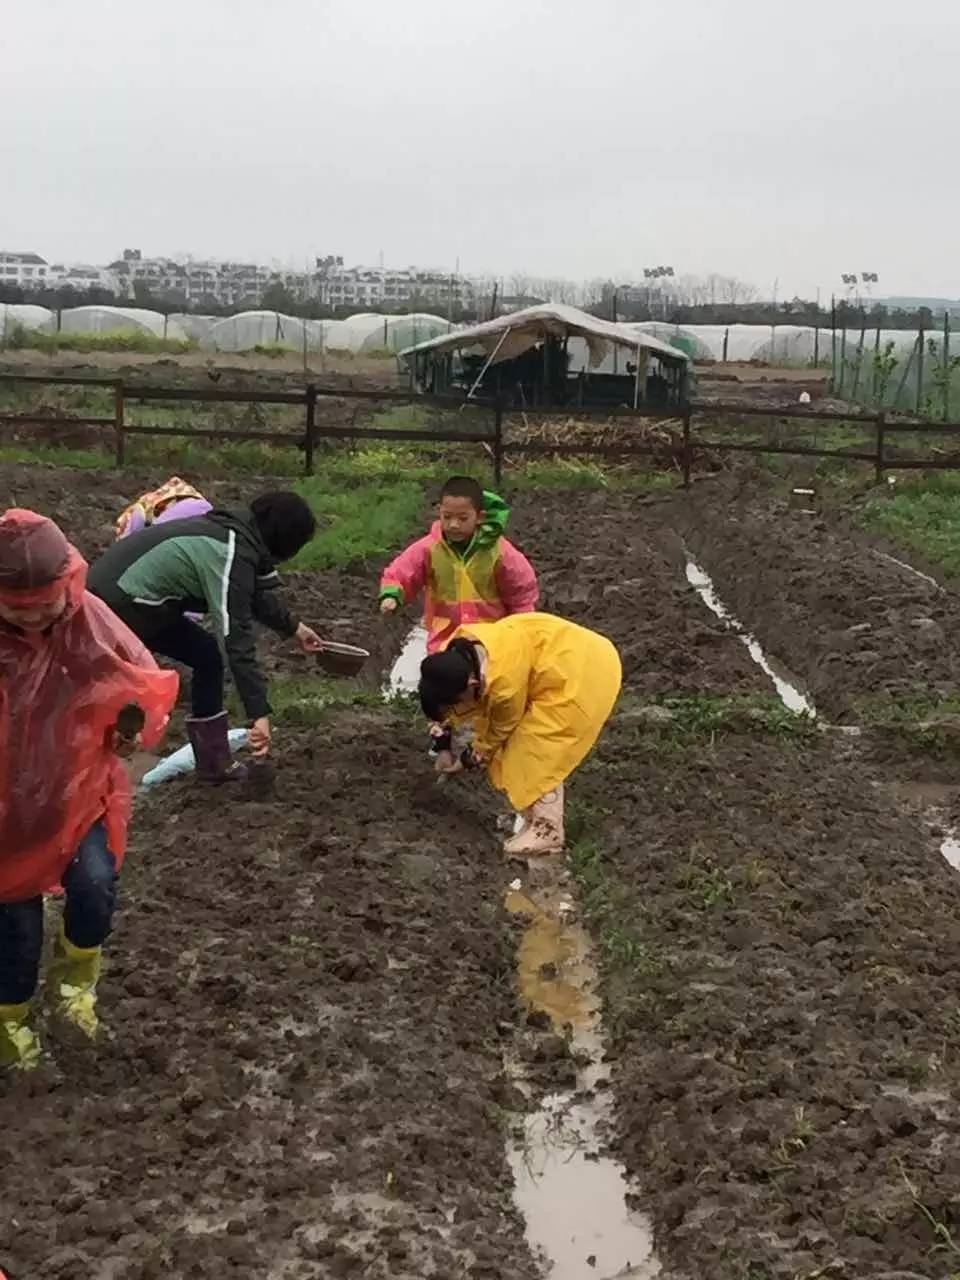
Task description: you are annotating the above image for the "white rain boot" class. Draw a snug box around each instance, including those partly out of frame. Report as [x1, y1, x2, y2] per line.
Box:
[503, 785, 565, 856]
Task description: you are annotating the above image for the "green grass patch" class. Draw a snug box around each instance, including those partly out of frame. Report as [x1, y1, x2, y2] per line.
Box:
[3, 325, 195, 355]
[611, 692, 816, 750]
[227, 673, 382, 726]
[291, 473, 424, 569]
[0, 434, 682, 497]
[0, 443, 107, 469]
[850, 691, 960, 753]
[567, 829, 663, 978]
[860, 476, 960, 576]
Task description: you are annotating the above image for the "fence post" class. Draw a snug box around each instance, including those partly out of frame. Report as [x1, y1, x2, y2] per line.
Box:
[874, 411, 885, 485]
[722, 328, 729, 362]
[303, 384, 317, 477]
[944, 311, 951, 422]
[682, 404, 692, 489]
[113, 381, 125, 468]
[493, 397, 504, 488]
[916, 326, 925, 415]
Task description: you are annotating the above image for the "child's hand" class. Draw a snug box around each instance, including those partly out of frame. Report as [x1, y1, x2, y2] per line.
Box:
[434, 750, 462, 775]
[111, 729, 142, 759]
[295, 622, 324, 653]
[380, 598, 399, 615]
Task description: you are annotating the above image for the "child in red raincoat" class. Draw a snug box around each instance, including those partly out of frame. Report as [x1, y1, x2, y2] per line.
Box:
[0, 510, 178, 1070]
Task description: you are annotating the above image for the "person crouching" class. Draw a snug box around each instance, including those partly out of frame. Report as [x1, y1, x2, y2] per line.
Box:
[0, 510, 178, 1070]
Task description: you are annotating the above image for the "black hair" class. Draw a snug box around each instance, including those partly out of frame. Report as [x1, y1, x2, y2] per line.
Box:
[440, 475, 485, 512]
[419, 638, 481, 720]
[250, 491, 317, 562]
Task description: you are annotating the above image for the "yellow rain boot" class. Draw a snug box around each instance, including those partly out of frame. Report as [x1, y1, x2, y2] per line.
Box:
[503, 785, 565, 857]
[0, 1002, 41, 1071]
[48, 927, 102, 1040]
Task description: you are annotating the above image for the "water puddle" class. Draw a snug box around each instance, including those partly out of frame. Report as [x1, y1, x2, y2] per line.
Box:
[874, 550, 941, 591]
[386, 623, 428, 695]
[504, 876, 660, 1280]
[685, 558, 816, 717]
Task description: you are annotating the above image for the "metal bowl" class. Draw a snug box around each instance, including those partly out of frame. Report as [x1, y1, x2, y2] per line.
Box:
[315, 641, 370, 678]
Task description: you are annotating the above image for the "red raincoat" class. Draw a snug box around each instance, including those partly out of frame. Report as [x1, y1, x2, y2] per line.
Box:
[0, 511, 179, 903]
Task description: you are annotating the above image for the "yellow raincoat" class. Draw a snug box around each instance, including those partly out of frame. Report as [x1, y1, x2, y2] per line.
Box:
[452, 613, 622, 811]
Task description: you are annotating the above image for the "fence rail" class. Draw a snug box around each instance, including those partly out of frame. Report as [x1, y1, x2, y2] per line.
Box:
[1, 370, 959, 486]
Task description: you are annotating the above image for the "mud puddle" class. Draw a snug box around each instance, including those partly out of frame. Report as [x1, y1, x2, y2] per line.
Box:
[685, 558, 815, 717]
[386, 623, 428, 695]
[504, 872, 659, 1280]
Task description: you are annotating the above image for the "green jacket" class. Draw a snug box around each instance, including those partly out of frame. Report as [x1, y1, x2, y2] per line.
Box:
[87, 506, 298, 720]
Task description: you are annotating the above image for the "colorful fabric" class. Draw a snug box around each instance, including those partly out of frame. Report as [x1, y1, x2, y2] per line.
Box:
[0, 511, 178, 903]
[451, 612, 622, 812]
[379, 491, 538, 653]
[115, 478, 210, 539]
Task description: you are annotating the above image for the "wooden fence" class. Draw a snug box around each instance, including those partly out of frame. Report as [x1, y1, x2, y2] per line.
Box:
[1, 371, 958, 487]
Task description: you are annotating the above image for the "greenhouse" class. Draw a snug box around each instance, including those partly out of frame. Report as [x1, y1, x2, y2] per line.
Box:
[58, 306, 188, 339]
[170, 313, 217, 343]
[205, 311, 323, 353]
[0, 304, 54, 338]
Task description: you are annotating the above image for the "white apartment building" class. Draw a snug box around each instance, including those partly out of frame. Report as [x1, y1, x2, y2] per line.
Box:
[47, 263, 117, 293]
[0, 252, 49, 288]
[318, 263, 476, 311]
[4, 246, 480, 313]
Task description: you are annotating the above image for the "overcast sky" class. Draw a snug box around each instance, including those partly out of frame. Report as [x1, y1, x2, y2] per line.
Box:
[3, 0, 958, 299]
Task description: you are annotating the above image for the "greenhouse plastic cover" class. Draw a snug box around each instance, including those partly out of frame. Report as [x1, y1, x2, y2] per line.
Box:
[0, 304, 54, 335]
[170, 313, 217, 342]
[205, 311, 323, 352]
[59, 306, 188, 339]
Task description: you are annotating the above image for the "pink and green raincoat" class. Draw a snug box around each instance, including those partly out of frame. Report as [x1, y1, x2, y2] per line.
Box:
[379, 491, 539, 653]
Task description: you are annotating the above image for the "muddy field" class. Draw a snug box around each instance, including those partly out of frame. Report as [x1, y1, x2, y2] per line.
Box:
[674, 470, 960, 722]
[3, 463, 960, 1279]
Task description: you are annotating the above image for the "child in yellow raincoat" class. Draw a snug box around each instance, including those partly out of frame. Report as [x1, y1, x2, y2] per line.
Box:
[418, 612, 622, 856]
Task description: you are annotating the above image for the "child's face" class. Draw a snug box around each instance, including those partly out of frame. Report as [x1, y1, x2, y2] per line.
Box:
[439, 496, 483, 543]
[0, 591, 68, 632]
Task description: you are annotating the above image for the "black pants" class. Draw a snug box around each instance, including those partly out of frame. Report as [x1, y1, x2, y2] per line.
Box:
[149, 618, 225, 718]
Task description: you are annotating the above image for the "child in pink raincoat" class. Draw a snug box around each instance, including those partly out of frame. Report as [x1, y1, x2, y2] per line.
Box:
[378, 476, 539, 653]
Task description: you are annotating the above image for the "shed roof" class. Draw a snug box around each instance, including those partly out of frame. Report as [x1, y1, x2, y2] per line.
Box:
[399, 303, 690, 368]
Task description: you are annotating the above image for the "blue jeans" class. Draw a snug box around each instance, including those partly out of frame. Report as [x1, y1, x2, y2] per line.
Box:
[0, 822, 117, 1005]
